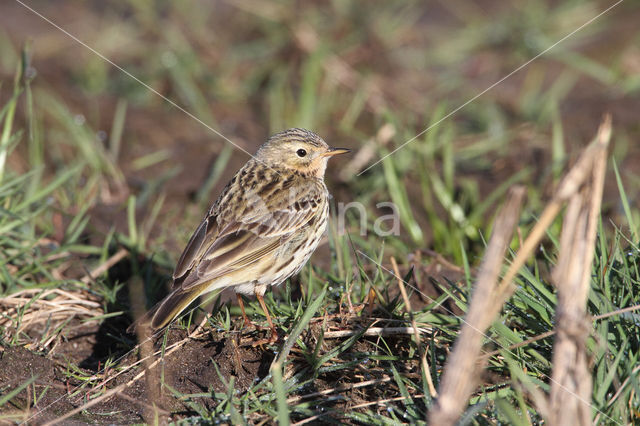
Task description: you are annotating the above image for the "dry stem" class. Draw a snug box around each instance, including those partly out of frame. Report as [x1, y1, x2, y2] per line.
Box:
[428, 185, 526, 425]
[547, 116, 611, 425]
[428, 115, 612, 425]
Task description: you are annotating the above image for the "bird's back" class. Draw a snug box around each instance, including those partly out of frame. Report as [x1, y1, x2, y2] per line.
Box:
[172, 160, 329, 292]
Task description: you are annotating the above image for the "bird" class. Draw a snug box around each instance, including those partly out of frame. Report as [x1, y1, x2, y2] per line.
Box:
[129, 128, 349, 343]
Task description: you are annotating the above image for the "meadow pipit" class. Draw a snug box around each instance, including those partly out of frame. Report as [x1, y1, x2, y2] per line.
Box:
[130, 128, 349, 343]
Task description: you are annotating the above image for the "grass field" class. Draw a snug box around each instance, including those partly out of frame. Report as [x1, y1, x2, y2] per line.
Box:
[1, 1, 639, 424]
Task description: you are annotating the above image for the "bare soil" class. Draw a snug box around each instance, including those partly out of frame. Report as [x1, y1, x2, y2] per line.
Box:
[0, 328, 274, 424]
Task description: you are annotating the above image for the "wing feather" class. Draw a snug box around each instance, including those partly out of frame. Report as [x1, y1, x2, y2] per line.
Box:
[174, 175, 324, 291]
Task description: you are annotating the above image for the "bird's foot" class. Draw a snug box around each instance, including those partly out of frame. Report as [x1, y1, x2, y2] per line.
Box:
[239, 324, 278, 347]
[240, 318, 259, 331]
[250, 330, 279, 347]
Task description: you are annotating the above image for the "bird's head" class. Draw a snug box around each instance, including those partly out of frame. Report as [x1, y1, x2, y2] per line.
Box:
[256, 128, 350, 177]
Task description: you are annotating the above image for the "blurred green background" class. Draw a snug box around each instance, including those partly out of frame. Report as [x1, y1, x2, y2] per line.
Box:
[2, 0, 639, 263]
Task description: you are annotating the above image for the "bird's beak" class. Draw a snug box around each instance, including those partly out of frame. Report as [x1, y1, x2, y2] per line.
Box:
[322, 147, 351, 157]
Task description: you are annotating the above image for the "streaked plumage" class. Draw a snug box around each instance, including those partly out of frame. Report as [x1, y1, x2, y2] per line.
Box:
[130, 128, 349, 342]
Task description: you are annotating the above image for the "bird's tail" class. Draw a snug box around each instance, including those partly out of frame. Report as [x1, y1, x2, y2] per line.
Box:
[127, 282, 215, 335]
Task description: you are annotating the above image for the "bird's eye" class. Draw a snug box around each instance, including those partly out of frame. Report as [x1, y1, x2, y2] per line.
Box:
[296, 148, 307, 157]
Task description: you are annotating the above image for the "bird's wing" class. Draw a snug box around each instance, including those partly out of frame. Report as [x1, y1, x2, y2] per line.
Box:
[173, 180, 325, 291]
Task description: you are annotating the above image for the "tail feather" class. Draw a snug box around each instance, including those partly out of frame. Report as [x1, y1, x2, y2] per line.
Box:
[150, 287, 204, 331]
[127, 282, 215, 335]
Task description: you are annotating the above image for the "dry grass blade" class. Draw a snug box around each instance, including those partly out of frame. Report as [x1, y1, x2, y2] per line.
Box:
[80, 248, 128, 284]
[286, 376, 392, 404]
[429, 185, 526, 425]
[429, 115, 613, 425]
[390, 256, 437, 398]
[547, 115, 611, 425]
[481, 303, 640, 361]
[2, 1, 636, 423]
[486, 117, 613, 318]
[322, 326, 432, 339]
[1, 249, 129, 346]
[485, 120, 612, 319]
[0, 288, 103, 344]
[291, 394, 426, 426]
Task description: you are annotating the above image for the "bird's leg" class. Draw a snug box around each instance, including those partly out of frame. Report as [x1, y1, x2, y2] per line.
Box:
[255, 290, 278, 344]
[236, 293, 254, 329]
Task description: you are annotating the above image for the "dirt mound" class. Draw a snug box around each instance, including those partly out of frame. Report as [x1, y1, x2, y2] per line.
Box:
[0, 330, 274, 424]
[0, 346, 93, 424]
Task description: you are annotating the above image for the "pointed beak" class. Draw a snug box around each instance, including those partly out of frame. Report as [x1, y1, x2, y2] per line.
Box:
[322, 147, 351, 157]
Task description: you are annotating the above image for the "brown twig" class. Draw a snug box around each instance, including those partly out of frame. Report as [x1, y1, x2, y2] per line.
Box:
[597, 364, 640, 423]
[482, 330, 556, 361]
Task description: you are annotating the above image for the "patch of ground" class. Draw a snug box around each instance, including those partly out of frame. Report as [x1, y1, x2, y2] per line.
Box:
[0, 252, 462, 422]
[0, 328, 274, 424]
[0, 346, 95, 425]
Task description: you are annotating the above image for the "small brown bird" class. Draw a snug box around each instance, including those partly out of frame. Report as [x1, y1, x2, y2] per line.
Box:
[131, 128, 349, 342]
